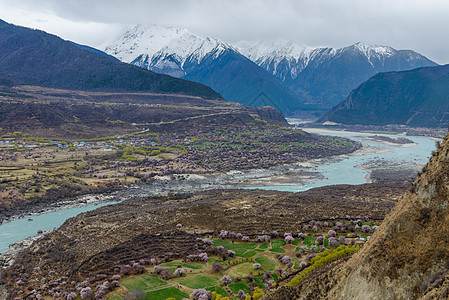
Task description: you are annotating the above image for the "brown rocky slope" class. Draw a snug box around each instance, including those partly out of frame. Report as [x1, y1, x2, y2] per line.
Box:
[267, 134, 449, 299]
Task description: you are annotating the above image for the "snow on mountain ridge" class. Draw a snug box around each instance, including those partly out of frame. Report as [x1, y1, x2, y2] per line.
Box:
[104, 24, 196, 63]
[240, 39, 321, 80]
[242, 40, 422, 79]
[104, 24, 237, 76]
[242, 39, 315, 64]
[347, 42, 396, 60]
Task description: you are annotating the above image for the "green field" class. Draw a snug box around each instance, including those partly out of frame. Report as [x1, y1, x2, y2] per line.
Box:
[145, 287, 189, 300]
[302, 236, 316, 246]
[240, 250, 257, 258]
[120, 274, 167, 291]
[213, 240, 259, 258]
[172, 275, 219, 289]
[160, 262, 204, 270]
[269, 247, 286, 253]
[255, 256, 277, 271]
[213, 240, 258, 250]
[271, 239, 287, 248]
[254, 278, 265, 289]
[229, 283, 250, 294]
[259, 243, 268, 249]
[106, 294, 123, 300]
[206, 286, 229, 296]
[225, 262, 255, 278]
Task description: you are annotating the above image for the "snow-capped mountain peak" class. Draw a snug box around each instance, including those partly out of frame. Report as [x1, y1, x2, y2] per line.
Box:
[104, 24, 237, 77]
[348, 42, 396, 59]
[240, 39, 318, 80]
[241, 39, 314, 63]
[105, 24, 196, 63]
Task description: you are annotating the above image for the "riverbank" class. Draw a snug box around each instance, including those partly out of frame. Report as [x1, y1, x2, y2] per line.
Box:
[0, 229, 52, 270]
[300, 123, 447, 138]
[358, 160, 424, 184]
[233, 142, 387, 187]
[0, 192, 119, 225]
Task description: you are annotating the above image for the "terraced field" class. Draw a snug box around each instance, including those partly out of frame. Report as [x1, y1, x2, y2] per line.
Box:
[105, 234, 365, 300]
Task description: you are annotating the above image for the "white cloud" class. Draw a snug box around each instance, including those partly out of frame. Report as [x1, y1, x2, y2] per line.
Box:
[0, 0, 448, 63]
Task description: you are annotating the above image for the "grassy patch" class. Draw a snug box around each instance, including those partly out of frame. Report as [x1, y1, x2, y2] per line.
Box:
[293, 257, 303, 269]
[120, 274, 167, 291]
[145, 287, 189, 300]
[269, 248, 286, 253]
[106, 294, 124, 300]
[160, 261, 204, 270]
[182, 263, 204, 270]
[172, 275, 218, 289]
[208, 257, 225, 263]
[229, 283, 250, 294]
[254, 277, 265, 289]
[259, 243, 268, 249]
[234, 248, 249, 257]
[225, 262, 255, 278]
[240, 251, 257, 258]
[302, 236, 316, 246]
[213, 240, 258, 250]
[160, 262, 182, 268]
[271, 239, 287, 248]
[255, 256, 277, 271]
[206, 286, 229, 296]
[292, 239, 300, 246]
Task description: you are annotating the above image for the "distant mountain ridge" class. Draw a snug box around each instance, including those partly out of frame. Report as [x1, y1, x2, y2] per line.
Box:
[242, 40, 438, 107]
[319, 64, 449, 128]
[0, 19, 221, 99]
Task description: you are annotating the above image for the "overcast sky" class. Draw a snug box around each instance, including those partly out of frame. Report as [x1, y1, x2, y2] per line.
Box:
[1, 0, 448, 64]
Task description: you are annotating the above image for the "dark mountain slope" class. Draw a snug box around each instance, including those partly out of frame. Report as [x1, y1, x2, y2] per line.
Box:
[183, 48, 313, 114]
[320, 64, 449, 128]
[67, 41, 119, 61]
[0, 19, 221, 99]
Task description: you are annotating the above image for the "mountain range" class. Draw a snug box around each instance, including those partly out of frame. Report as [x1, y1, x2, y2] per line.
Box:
[105, 25, 308, 114]
[243, 40, 437, 107]
[319, 64, 449, 128]
[104, 25, 437, 114]
[0, 19, 221, 99]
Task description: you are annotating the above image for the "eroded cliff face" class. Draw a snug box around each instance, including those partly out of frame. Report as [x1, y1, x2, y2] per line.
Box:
[267, 133, 449, 299]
